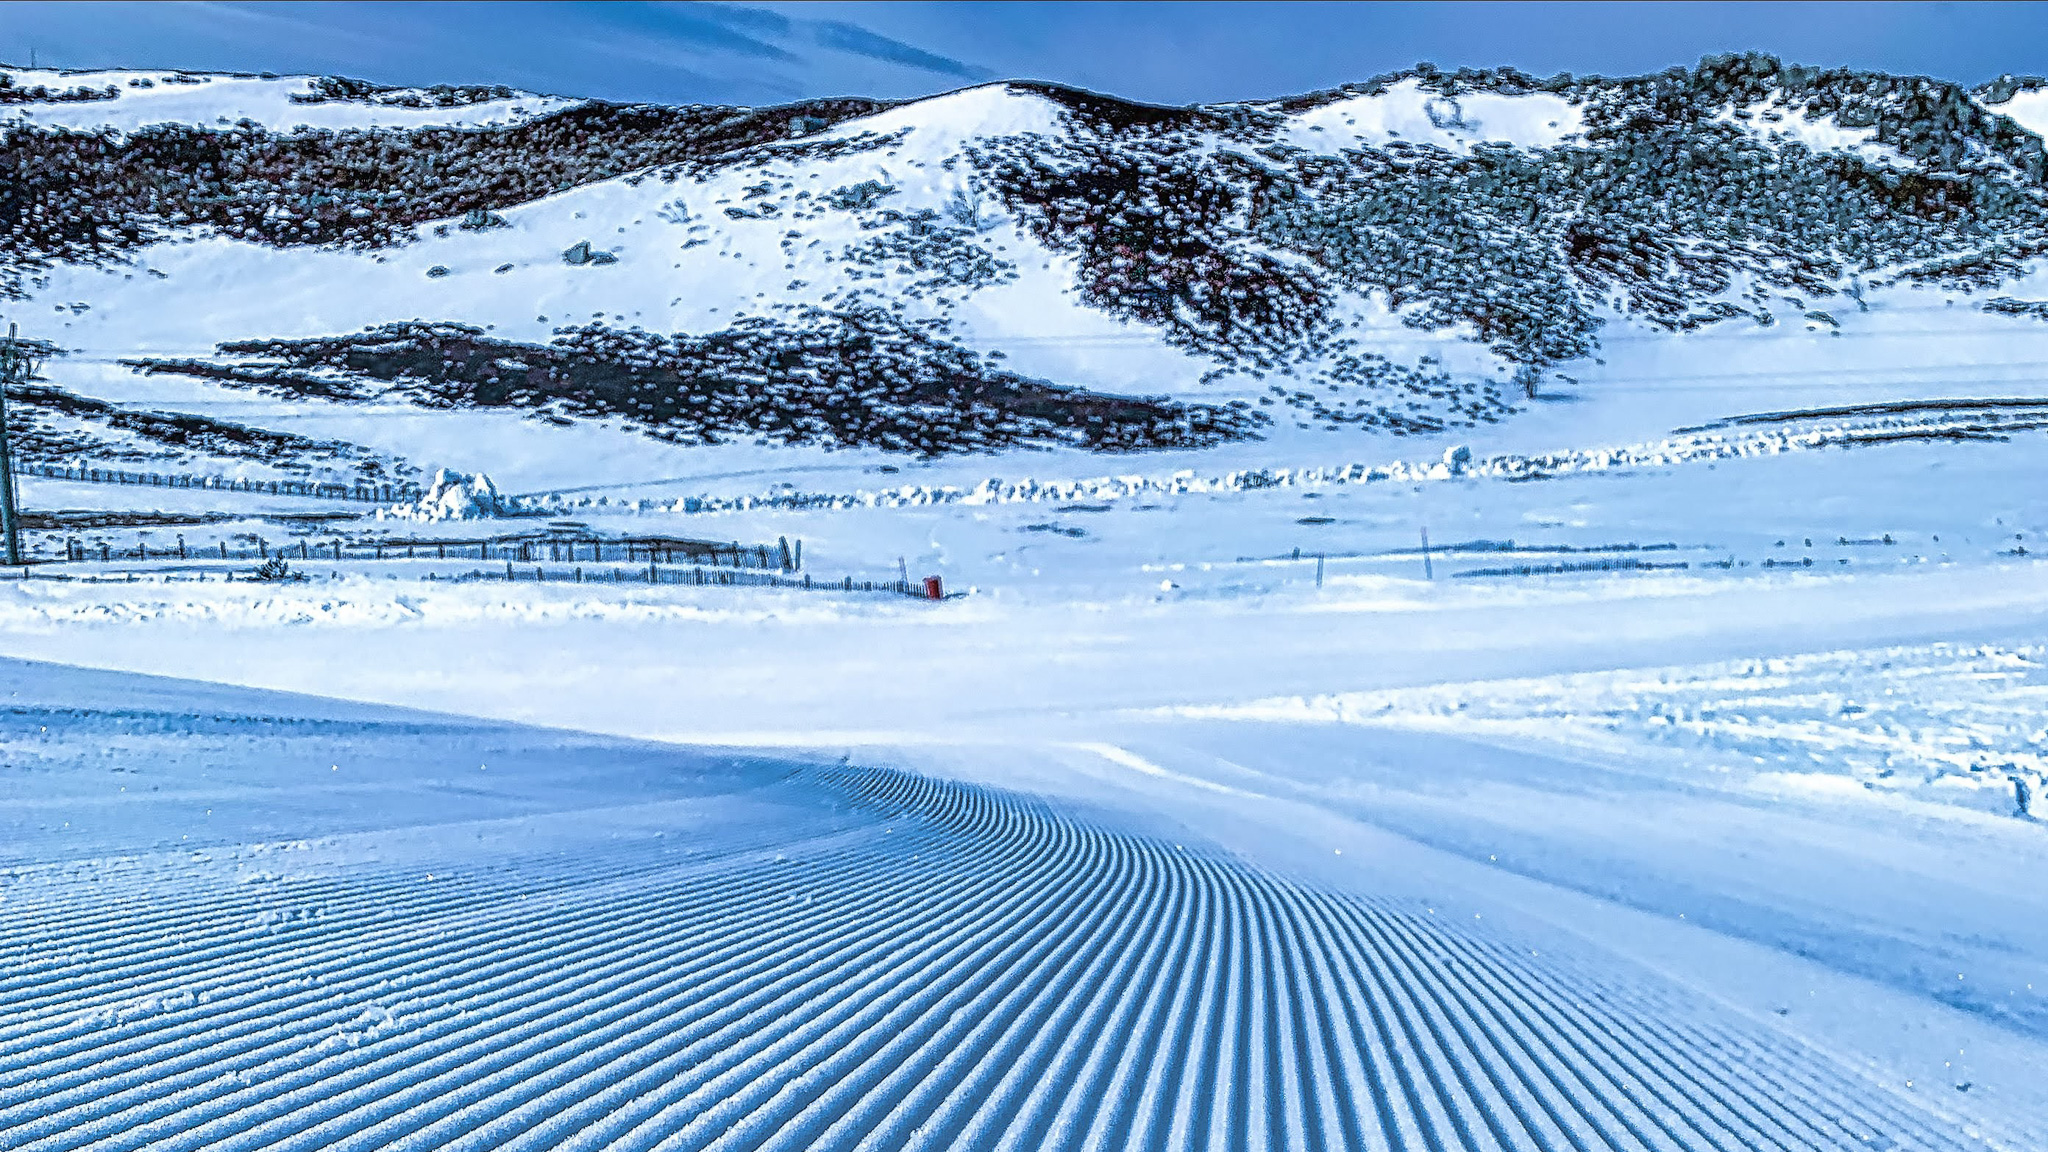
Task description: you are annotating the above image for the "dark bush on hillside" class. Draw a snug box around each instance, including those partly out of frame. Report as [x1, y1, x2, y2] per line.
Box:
[130, 311, 1267, 456]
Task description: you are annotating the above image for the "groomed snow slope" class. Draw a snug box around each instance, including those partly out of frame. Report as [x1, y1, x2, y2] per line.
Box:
[0, 661, 2016, 1152]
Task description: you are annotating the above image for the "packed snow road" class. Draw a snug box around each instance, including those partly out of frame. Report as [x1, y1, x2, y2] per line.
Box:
[0, 660, 2023, 1151]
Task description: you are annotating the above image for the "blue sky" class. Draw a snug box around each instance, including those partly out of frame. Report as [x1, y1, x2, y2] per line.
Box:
[4, 1, 2046, 107]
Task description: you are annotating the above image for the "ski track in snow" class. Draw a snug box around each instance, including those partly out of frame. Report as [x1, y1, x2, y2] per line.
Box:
[2, 756, 1998, 1151]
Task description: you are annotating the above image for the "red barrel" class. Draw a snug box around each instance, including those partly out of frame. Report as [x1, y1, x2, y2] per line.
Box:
[922, 575, 944, 600]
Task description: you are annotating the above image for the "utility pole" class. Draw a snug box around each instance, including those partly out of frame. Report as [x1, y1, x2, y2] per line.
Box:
[0, 323, 36, 567]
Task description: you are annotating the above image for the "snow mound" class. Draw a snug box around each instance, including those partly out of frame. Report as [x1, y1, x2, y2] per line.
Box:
[382, 469, 506, 521]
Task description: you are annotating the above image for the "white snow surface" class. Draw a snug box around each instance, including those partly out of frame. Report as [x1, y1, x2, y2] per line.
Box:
[1166, 641, 2048, 816]
[1276, 79, 1585, 153]
[1990, 86, 2048, 140]
[1712, 91, 1911, 166]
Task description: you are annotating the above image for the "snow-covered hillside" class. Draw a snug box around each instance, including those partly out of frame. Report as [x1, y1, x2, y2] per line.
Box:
[0, 67, 578, 132]
[9, 54, 2048, 502]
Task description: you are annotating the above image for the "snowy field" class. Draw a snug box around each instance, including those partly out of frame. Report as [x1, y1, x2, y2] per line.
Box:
[9, 316, 2048, 1149]
[6, 418, 2048, 1146]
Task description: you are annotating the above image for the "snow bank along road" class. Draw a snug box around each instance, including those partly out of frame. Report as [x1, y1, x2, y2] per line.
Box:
[0, 660, 2022, 1151]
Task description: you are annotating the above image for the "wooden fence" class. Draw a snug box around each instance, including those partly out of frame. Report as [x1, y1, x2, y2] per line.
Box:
[3, 559, 927, 599]
[450, 564, 922, 596]
[14, 462, 419, 504]
[46, 532, 799, 570]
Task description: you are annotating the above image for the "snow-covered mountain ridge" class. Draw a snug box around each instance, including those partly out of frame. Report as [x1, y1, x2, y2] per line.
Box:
[10, 53, 2048, 480]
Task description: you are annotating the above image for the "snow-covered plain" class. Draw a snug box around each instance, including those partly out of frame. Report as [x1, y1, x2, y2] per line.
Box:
[7, 65, 2048, 1149]
[8, 421, 2048, 1146]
